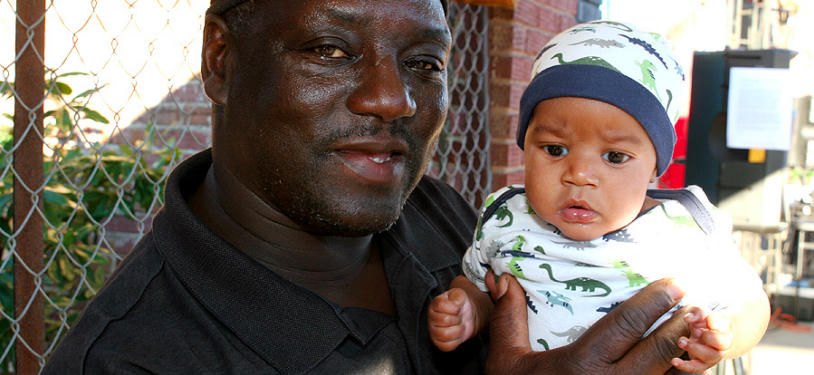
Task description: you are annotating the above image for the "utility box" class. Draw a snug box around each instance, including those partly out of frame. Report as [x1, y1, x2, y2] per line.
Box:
[685, 50, 795, 231]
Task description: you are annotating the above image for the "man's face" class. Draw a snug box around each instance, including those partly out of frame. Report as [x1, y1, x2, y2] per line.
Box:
[523, 97, 658, 241]
[215, 0, 451, 236]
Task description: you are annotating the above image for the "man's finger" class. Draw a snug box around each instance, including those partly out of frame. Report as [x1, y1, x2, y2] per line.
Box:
[572, 278, 687, 371]
[486, 274, 538, 374]
[488, 275, 532, 350]
[619, 280, 692, 373]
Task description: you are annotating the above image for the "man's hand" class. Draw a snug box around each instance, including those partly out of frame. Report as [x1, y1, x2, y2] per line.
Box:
[485, 272, 693, 374]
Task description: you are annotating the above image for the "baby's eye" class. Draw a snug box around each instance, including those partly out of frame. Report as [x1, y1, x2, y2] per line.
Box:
[602, 151, 630, 164]
[314, 45, 348, 59]
[543, 145, 568, 157]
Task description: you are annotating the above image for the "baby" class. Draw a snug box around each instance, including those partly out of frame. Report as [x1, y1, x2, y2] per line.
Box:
[429, 20, 770, 374]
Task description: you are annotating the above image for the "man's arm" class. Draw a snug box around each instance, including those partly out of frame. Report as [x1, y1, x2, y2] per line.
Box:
[485, 274, 692, 375]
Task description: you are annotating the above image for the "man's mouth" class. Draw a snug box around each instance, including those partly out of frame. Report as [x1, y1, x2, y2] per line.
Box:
[336, 150, 405, 184]
[368, 154, 393, 164]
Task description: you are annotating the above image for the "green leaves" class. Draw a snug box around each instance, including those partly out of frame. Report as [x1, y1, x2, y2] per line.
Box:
[0, 68, 179, 371]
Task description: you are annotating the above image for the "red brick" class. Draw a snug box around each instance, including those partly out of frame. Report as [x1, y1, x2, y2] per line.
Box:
[515, 1, 541, 27]
[546, 0, 577, 14]
[489, 7, 514, 20]
[505, 171, 526, 186]
[488, 112, 519, 139]
[490, 170, 525, 190]
[559, 14, 578, 32]
[512, 26, 527, 51]
[526, 29, 552, 58]
[490, 56, 534, 81]
[490, 82, 527, 110]
[508, 84, 526, 110]
[536, 7, 559, 32]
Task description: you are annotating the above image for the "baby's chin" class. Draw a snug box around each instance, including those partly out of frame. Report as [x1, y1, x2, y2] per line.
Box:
[556, 223, 610, 242]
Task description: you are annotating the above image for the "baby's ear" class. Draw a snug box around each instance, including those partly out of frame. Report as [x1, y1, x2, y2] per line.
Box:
[649, 168, 658, 183]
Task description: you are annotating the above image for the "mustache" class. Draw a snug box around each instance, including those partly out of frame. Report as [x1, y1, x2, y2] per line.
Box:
[315, 121, 421, 153]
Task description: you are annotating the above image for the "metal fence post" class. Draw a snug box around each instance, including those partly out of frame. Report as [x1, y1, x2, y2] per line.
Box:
[14, 0, 46, 373]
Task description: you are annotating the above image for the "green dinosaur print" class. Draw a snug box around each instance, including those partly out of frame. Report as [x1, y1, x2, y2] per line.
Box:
[635, 59, 661, 102]
[512, 235, 526, 252]
[507, 257, 526, 279]
[536, 339, 550, 351]
[551, 53, 620, 73]
[483, 194, 496, 210]
[475, 216, 485, 241]
[533, 245, 546, 255]
[568, 26, 596, 35]
[539, 263, 612, 297]
[524, 200, 536, 215]
[608, 259, 630, 269]
[476, 195, 497, 240]
[588, 20, 633, 32]
[621, 269, 649, 287]
[494, 205, 514, 228]
[666, 89, 674, 114]
[660, 204, 699, 230]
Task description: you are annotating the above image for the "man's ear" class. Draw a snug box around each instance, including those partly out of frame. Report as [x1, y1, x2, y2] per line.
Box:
[202, 14, 230, 106]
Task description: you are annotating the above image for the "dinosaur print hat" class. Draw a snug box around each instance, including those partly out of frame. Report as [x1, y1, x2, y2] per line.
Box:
[516, 20, 685, 176]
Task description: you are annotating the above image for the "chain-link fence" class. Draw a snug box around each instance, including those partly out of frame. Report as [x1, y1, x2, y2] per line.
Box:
[0, 1, 491, 373]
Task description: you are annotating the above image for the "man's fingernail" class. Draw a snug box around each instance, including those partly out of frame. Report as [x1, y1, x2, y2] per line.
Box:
[497, 275, 508, 298]
[667, 278, 686, 301]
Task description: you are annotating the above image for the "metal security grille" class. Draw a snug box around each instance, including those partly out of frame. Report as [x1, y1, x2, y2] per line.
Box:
[0, 1, 490, 373]
[431, 3, 492, 208]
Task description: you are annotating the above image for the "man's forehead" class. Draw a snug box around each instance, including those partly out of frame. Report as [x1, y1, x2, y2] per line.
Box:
[207, 0, 449, 15]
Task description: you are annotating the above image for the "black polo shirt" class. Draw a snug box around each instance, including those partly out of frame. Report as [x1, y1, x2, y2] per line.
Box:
[42, 149, 486, 374]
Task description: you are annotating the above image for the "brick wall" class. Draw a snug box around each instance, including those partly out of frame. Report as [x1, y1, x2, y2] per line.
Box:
[487, 0, 580, 190]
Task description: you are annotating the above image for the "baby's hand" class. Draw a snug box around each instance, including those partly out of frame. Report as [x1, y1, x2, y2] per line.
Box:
[428, 288, 476, 352]
[671, 306, 734, 373]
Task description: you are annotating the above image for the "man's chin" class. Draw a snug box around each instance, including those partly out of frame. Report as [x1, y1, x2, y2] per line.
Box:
[306, 214, 399, 237]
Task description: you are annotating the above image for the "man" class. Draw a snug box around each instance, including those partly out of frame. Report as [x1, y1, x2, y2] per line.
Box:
[43, 0, 692, 373]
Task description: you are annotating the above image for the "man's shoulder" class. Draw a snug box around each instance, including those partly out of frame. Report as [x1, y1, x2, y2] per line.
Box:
[41, 236, 170, 373]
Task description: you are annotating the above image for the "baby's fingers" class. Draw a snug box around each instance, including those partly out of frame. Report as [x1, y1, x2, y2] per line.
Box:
[694, 327, 733, 351]
[429, 324, 466, 352]
[670, 357, 715, 374]
[706, 314, 732, 334]
[430, 290, 464, 316]
[674, 336, 723, 372]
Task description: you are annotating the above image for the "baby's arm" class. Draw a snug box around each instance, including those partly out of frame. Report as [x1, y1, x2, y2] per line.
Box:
[671, 285, 771, 373]
[428, 275, 495, 352]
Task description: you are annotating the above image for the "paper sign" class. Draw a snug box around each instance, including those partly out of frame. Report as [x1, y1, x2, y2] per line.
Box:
[726, 67, 793, 151]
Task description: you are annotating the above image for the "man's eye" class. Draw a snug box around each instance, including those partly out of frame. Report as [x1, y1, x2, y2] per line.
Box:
[543, 145, 567, 157]
[406, 59, 442, 72]
[602, 151, 631, 164]
[314, 45, 347, 58]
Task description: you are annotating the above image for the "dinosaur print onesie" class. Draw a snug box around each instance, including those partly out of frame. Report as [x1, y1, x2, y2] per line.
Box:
[462, 185, 762, 351]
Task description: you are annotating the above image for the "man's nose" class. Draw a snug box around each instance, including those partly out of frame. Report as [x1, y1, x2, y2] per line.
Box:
[347, 57, 417, 122]
[562, 155, 599, 187]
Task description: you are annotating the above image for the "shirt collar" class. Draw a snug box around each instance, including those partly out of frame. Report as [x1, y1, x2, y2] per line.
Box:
[153, 149, 350, 374]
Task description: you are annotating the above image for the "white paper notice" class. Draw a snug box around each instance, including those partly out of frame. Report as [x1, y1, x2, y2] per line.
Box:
[726, 67, 792, 151]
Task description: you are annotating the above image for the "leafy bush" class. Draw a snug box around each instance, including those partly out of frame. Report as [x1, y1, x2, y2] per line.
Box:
[0, 70, 177, 372]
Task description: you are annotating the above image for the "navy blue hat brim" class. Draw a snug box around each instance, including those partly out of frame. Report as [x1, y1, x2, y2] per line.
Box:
[516, 64, 676, 176]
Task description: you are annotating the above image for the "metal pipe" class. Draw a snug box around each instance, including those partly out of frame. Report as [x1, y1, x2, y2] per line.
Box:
[13, 0, 46, 373]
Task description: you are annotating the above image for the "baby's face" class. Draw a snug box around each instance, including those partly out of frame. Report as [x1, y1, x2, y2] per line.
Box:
[524, 97, 658, 241]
